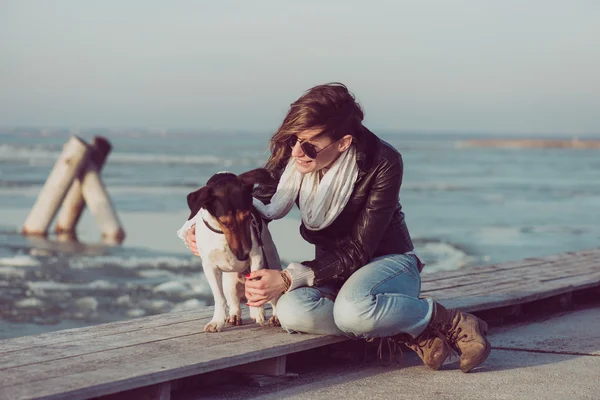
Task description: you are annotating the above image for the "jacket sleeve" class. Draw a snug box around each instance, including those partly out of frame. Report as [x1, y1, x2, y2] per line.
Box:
[304, 155, 404, 285]
[252, 166, 283, 210]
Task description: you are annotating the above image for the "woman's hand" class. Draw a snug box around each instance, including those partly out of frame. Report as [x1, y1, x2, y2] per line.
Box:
[245, 270, 288, 307]
[185, 225, 200, 256]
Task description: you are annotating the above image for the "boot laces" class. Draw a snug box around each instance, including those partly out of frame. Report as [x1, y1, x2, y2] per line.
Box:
[369, 337, 404, 367]
[431, 327, 460, 360]
[445, 322, 469, 347]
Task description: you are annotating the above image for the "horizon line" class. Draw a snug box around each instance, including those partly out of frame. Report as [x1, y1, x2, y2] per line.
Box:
[1, 125, 599, 138]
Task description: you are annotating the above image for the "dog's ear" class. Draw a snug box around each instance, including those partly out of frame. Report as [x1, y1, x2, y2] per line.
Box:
[238, 168, 276, 188]
[186, 186, 213, 220]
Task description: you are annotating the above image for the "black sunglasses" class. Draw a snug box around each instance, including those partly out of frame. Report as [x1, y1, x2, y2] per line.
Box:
[286, 135, 339, 159]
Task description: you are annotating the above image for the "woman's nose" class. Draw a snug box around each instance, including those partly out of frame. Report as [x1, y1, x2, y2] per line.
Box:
[291, 141, 305, 158]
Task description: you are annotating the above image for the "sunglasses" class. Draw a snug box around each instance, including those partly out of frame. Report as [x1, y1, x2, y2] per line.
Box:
[286, 135, 339, 159]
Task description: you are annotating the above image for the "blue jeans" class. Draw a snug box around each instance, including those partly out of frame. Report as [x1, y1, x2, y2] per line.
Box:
[276, 254, 434, 339]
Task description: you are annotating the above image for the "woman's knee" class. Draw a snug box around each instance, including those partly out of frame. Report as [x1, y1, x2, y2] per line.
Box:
[333, 296, 378, 337]
[274, 291, 301, 330]
[275, 288, 326, 333]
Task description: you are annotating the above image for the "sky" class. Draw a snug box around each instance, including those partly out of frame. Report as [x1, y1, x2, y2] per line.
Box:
[1, 1, 599, 135]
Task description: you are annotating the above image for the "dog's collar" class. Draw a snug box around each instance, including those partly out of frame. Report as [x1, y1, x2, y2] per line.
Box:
[202, 218, 223, 234]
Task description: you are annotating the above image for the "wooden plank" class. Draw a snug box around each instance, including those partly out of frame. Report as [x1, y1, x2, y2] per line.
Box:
[425, 261, 600, 301]
[1, 304, 276, 354]
[422, 258, 600, 298]
[441, 274, 600, 312]
[1, 324, 286, 387]
[96, 381, 171, 400]
[0, 308, 216, 353]
[422, 253, 599, 290]
[0, 315, 213, 369]
[0, 306, 282, 371]
[0, 326, 344, 400]
[433, 274, 600, 308]
[421, 249, 600, 282]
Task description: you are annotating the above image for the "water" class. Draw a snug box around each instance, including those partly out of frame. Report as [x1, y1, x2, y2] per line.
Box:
[1, 128, 599, 339]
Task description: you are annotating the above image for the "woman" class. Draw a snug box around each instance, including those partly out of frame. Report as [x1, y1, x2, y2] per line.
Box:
[185, 83, 491, 372]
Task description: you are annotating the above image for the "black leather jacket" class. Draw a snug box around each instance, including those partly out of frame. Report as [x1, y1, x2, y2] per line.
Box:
[254, 127, 415, 287]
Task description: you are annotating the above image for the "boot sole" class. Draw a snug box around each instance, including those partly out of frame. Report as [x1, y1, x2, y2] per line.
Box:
[460, 337, 491, 372]
[460, 319, 492, 373]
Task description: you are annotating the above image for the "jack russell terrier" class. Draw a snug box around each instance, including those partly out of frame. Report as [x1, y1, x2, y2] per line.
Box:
[177, 168, 282, 332]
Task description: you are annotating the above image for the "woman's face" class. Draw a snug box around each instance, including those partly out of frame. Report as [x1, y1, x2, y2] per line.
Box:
[290, 129, 351, 174]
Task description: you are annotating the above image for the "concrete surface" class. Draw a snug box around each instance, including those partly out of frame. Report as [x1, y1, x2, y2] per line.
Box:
[175, 303, 600, 400]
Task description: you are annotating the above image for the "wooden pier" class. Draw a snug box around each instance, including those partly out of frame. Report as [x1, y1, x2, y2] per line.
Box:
[1, 248, 599, 400]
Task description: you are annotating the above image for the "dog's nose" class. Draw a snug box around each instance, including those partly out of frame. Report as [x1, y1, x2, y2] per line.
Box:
[236, 252, 250, 262]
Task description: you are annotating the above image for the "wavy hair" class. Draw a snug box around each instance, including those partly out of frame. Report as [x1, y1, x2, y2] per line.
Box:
[264, 82, 365, 171]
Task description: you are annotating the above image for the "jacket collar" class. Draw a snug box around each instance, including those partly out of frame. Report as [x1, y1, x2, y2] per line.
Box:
[355, 126, 380, 177]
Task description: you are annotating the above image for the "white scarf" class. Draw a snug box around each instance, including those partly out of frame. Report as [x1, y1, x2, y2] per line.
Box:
[253, 146, 359, 231]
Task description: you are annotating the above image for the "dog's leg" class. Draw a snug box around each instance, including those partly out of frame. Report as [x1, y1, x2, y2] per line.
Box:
[202, 263, 227, 332]
[223, 272, 243, 326]
[248, 238, 266, 326]
[268, 297, 281, 327]
[259, 220, 282, 326]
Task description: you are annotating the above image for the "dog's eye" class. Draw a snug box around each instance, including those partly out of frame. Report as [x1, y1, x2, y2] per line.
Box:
[219, 219, 233, 227]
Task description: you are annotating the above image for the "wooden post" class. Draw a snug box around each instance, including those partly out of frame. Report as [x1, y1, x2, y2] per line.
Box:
[22, 136, 90, 236]
[55, 136, 112, 238]
[82, 165, 126, 245]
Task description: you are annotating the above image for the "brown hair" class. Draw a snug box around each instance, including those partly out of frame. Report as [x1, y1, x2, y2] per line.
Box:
[264, 82, 364, 171]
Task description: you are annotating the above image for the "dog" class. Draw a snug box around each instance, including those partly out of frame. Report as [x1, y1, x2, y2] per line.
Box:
[182, 168, 281, 332]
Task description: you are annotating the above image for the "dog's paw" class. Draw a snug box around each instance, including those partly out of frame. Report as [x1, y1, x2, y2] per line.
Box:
[226, 315, 242, 326]
[204, 320, 225, 332]
[250, 306, 266, 325]
[268, 315, 281, 327]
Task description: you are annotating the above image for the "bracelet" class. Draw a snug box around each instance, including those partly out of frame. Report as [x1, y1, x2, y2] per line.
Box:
[280, 271, 291, 293]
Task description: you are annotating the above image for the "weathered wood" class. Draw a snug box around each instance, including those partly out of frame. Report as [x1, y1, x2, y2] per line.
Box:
[0, 307, 216, 353]
[424, 260, 600, 302]
[440, 272, 600, 312]
[0, 314, 213, 369]
[421, 255, 600, 296]
[96, 381, 171, 400]
[80, 167, 125, 244]
[0, 325, 345, 400]
[1, 247, 599, 400]
[21, 136, 90, 236]
[227, 355, 287, 376]
[56, 136, 112, 237]
[0, 318, 309, 387]
[422, 251, 599, 285]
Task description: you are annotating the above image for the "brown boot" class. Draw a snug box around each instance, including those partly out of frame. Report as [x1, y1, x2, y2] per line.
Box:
[428, 301, 491, 372]
[401, 331, 453, 370]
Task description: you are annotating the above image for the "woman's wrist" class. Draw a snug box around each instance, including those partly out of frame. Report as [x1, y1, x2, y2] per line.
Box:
[280, 270, 292, 293]
[284, 262, 315, 291]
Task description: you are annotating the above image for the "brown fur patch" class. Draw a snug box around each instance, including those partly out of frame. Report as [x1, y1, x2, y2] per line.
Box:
[218, 211, 252, 260]
[235, 210, 250, 224]
[218, 212, 234, 228]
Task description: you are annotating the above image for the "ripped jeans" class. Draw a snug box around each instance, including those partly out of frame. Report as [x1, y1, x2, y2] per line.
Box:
[276, 253, 434, 339]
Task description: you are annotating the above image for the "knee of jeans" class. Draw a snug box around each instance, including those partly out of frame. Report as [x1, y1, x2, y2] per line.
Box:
[275, 290, 314, 333]
[333, 296, 377, 337]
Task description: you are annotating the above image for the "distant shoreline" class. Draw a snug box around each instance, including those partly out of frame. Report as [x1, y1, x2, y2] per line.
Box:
[459, 138, 600, 149]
